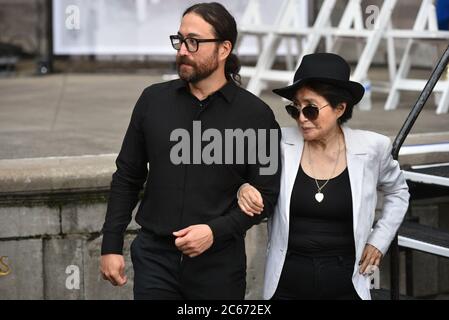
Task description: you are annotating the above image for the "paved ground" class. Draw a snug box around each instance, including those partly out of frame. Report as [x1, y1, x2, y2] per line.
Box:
[0, 67, 448, 160]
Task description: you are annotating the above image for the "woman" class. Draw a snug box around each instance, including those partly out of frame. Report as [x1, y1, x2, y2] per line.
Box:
[238, 53, 410, 300]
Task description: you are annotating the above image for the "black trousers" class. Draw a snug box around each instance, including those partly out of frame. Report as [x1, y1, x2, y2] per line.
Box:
[130, 229, 247, 300]
[273, 251, 360, 300]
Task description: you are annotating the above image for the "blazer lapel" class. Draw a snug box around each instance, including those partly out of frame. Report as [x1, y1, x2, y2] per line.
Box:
[342, 126, 367, 238]
[281, 127, 303, 229]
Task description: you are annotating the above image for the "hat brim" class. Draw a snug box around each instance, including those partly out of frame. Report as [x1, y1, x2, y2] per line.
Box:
[272, 77, 365, 105]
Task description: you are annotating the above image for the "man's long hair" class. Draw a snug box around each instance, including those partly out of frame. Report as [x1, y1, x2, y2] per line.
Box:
[183, 2, 241, 85]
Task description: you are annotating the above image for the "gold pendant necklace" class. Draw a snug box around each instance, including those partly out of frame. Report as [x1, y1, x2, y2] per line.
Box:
[307, 136, 341, 203]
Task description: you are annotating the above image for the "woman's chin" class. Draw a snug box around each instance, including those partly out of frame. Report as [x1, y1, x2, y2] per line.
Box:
[301, 128, 316, 140]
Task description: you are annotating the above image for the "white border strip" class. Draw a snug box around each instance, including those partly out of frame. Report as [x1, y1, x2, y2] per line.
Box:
[403, 171, 449, 187]
[412, 162, 449, 170]
[399, 143, 449, 156]
[406, 131, 449, 138]
[398, 235, 449, 258]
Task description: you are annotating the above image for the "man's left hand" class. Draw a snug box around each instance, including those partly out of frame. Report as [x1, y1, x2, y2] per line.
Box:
[173, 224, 214, 258]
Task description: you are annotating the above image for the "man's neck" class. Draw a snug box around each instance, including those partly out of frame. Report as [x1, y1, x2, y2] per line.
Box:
[188, 72, 228, 101]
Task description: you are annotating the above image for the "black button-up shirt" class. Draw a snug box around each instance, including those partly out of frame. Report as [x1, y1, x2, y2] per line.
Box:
[101, 79, 281, 254]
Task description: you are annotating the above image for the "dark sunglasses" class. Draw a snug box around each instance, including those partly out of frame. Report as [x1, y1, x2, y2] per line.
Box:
[285, 103, 329, 120]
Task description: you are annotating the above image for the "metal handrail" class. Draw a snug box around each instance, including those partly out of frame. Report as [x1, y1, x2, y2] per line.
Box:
[389, 44, 449, 300]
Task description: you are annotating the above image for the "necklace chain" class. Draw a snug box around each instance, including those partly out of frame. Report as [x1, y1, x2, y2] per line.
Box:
[307, 135, 341, 193]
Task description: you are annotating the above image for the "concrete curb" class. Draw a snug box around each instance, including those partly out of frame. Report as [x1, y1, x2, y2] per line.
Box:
[0, 154, 117, 194]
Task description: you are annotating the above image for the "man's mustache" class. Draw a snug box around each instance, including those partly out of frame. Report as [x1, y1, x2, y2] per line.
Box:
[176, 56, 195, 67]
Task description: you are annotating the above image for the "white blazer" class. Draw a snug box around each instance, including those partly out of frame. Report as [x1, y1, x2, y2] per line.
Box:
[263, 126, 410, 300]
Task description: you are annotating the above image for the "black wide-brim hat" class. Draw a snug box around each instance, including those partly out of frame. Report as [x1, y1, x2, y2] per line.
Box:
[273, 53, 365, 105]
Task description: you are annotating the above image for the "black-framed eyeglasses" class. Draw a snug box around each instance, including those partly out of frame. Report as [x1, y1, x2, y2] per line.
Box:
[285, 103, 329, 121]
[170, 35, 223, 53]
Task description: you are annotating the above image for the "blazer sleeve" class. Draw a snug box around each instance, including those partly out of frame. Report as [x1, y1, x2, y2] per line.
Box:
[366, 138, 410, 255]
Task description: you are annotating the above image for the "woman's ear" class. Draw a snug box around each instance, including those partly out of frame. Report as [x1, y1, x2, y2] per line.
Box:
[337, 102, 346, 118]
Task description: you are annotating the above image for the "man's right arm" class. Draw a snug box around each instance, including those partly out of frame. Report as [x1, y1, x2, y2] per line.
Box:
[101, 90, 149, 255]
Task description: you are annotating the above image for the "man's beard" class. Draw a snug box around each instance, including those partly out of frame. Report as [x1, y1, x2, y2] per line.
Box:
[176, 51, 219, 84]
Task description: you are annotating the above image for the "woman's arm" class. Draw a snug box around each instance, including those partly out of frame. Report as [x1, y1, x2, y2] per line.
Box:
[366, 139, 410, 256]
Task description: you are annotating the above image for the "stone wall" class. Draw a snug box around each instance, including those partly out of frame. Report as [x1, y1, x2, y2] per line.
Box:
[0, 155, 267, 299]
[0, 0, 44, 55]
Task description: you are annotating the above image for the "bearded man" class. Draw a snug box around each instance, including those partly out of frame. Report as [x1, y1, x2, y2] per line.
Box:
[100, 2, 281, 300]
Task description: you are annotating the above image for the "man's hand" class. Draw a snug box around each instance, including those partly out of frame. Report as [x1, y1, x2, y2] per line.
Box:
[173, 224, 214, 258]
[100, 254, 128, 286]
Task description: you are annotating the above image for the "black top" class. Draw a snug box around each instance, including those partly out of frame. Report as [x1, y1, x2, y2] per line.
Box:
[288, 165, 355, 256]
[101, 79, 281, 255]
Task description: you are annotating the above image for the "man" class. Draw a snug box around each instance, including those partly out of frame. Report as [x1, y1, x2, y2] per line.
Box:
[100, 2, 280, 300]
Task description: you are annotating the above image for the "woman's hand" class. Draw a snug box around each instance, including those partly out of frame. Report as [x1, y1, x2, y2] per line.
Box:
[237, 183, 264, 217]
[359, 243, 383, 276]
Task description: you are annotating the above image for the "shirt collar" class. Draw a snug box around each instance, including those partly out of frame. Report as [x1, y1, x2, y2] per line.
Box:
[217, 80, 238, 103]
[174, 78, 238, 104]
